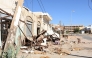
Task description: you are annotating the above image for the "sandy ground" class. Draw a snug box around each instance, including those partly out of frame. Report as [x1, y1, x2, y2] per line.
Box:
[17, 35, 92, 58]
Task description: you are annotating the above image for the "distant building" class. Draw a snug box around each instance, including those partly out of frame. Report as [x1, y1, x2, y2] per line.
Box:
[64, 25, 84, 33]
[84, 25, 92, 34]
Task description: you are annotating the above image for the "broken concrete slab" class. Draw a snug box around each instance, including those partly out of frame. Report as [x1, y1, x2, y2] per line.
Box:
[20, 46, 28, 50]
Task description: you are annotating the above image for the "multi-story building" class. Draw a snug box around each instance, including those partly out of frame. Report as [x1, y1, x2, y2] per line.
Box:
[64, 25, 84, 32]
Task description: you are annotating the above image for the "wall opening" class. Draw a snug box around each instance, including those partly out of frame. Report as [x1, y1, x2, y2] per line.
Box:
[37, 21, 41, 35]
[0, 18, 12, 49]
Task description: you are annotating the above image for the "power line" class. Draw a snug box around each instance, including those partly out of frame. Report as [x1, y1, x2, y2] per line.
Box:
[88, 0, 92, 10]
[37, 0, 52, 31]
[39, 0, 46, 13]
[36, 0, 45, 13]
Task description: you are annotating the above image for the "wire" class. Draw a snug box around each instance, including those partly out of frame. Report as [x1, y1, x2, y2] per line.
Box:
[88, 0, 92, 10]
[37, 0, 51, 31]
[36, 0, 45, 12]
[39, 0, 46, 13]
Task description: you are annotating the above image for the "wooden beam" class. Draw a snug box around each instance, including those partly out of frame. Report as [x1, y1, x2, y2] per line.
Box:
[3, 0, 24, 51]
[0, 8, 13, 16]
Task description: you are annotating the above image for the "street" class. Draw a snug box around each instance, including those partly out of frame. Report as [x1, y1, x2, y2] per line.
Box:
[76, 34, 92, 41]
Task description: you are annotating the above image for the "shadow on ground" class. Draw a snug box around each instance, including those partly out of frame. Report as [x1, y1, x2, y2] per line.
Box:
[69, 54, 92, 58]
[83, 47, 92, 50]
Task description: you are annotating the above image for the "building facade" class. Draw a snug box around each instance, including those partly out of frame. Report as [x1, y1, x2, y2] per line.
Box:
[0, 0, 18, 15]
[64, 25, 84, 32]
[0, 0, 19, 48]
[33, 12, 52, 35]
[0, 0, 53, 48]
[84, 25, 92, 34]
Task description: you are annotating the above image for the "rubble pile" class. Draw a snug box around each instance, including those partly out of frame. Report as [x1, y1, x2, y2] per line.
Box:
[19, 30, 84, 57]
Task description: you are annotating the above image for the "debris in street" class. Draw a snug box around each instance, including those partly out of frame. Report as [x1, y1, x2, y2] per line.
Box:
[34, 50, 46, 54]
[40, 56, 50, 58]
[72, 47, 83, 51]
[20, 46, 28, 50]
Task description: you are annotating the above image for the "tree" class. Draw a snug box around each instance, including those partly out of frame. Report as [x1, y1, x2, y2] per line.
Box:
[74, 27, 80, 33]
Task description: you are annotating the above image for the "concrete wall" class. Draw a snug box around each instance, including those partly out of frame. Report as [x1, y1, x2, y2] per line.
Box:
[33, 12, 52, 32]
[0, 0, 18, 15]
[14, 7, 39, 45]
[64, 25, 84, 32]
[86, 25, 92, 33]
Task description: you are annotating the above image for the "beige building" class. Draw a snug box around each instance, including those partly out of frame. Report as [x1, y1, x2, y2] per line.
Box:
[64, 25, 84, 32]
[33, 12, 52, 35]
[0, 1, 52, 47]
[0, 0, 19, 48]
[12, 7, 52, 46]
[0, 0, 18, 15]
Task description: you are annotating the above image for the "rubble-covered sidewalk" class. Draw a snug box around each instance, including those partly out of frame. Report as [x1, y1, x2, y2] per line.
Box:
[17, 35, 92, 58]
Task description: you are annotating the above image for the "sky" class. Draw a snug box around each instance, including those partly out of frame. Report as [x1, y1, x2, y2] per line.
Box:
[23, 0, 92, 26]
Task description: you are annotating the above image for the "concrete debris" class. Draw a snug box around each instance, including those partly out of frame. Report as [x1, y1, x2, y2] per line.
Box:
[52, 48, 71, 55]
[61, 43, 72, 51]
[22, 50, 30, 53]
[34, 50, 46, 54]
[19, 34, 85, 56]
[62, 34, 68, 39]
[77, 38, 81, 43]
[40, 56, 50, 58]
[20, 46, 28, 50]
[72, 47, 83, 51]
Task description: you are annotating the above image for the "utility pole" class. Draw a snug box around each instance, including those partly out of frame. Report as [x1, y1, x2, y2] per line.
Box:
[59, 21, 61, 36]
[4, 0, 24, 51]
[70, 10, 75, 34]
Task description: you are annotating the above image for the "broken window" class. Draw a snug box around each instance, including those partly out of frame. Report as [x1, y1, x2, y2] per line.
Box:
[26, 21, 32, 37]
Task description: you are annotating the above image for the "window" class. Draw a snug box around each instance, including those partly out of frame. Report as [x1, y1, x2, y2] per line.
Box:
[26, 21, 32, 37]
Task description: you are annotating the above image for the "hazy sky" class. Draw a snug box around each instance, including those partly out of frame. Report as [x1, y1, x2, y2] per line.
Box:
[23, 0, 92, 26]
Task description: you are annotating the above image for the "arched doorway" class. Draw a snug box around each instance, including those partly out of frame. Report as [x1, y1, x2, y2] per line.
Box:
[26, 16, 33, 37]
[23, 16, 33, 46]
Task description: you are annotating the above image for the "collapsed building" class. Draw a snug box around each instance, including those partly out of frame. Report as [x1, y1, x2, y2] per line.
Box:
[0, 0, 53, 50]
[0, 1, 86, 57]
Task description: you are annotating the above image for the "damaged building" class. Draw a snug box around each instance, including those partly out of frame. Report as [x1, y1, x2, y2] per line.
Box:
[0, 0, 53, 50]
[0, 0, 18, 48]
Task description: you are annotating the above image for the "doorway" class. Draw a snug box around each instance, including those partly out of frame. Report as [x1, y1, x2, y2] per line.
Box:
[37, 27, 40, 35]
[0, 18, 12, 48]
